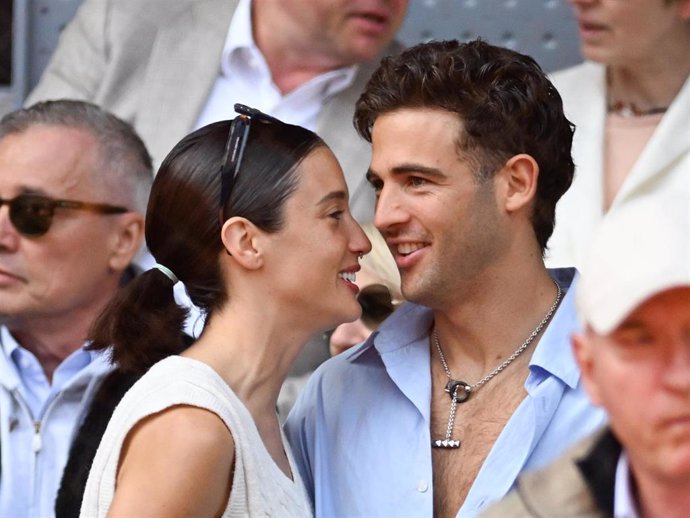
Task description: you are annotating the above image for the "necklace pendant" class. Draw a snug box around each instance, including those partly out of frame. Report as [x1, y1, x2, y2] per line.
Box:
[445, 380, 472, 403]
[433, 438, 461, 449]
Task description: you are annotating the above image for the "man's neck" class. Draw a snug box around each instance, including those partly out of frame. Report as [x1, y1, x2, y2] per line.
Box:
[635, 470, 690, 518]
[251, 2, 348, 94]
[5, 305, 105, 382]
[432, 261, 559, 374]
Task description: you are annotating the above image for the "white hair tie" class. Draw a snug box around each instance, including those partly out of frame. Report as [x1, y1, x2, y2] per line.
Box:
[153, 263, 178, 284]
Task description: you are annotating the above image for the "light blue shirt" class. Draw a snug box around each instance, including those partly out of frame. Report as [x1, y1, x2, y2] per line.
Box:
[285, 269, 607, 518]
[0, 327, 112, 518]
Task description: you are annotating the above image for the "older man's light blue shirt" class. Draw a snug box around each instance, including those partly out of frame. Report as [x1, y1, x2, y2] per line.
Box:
[285, 270, 607, 518]
[0, 327, 112, 518]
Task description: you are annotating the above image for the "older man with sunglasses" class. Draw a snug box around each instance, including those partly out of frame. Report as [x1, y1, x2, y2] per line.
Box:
[0, 100, 152, 518]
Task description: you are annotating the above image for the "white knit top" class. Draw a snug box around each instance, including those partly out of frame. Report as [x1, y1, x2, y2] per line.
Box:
[79, 356, 313, 518]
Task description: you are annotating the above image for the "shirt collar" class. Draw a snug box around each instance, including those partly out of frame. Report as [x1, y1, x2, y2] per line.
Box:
[220, 0, 357, 98]
[223, 0, 254, 61]
[348, 268, 581, 389]
[528, 267, 581, 389]
[1, 325, 19, 358]
[1, 325, 101, 370]
[347, 302, 433, 362]
[614, 451, 640, 518]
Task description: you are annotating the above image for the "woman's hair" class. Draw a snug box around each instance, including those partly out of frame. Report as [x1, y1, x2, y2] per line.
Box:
[89, 117, 324, 374]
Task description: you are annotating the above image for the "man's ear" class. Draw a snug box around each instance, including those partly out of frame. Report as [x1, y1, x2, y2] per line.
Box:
[572, 332, 603, 407]
[108, 213, 145, 271]
[496, 154, 539, 213]
[221, 216, 264, 270]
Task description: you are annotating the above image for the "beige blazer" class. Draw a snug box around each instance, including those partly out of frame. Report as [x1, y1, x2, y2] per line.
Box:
[27, 0, 403, 222]
[547, 62, 690, 268]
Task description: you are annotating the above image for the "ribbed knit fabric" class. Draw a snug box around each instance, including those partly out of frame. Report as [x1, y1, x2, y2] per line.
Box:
[79, 356, 313, 517]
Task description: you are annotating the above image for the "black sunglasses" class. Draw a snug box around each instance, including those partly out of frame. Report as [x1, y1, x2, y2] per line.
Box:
[0, 194, 128, 237]
[358, 284, 398, 329]
[219, 103, 281, 210]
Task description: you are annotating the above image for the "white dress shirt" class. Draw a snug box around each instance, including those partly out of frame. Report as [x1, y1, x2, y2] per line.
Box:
[194, 0, 357, 131]
[614, 451, 640, 518]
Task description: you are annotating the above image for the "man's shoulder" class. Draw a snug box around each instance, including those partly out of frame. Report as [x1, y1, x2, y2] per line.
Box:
[98, 0, 234, 29]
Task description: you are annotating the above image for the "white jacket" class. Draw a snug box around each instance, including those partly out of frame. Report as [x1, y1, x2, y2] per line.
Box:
[547, 62, 690, 268]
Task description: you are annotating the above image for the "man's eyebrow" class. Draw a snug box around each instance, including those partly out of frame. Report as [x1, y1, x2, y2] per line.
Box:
[367, 163, 446, 182]
[614, 319, 647, 333]
[18, 186, 50, 196]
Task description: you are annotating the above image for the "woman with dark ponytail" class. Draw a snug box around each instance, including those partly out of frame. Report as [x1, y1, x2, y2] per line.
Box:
[79, 105, 370, 518]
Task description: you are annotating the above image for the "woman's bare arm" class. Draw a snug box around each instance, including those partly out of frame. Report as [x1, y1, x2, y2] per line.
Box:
[106, 405, 235, 518]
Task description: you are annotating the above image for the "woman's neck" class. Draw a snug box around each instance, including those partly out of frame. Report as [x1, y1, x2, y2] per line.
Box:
[182, 307, 313, 413]
[607, 40, 690, 113]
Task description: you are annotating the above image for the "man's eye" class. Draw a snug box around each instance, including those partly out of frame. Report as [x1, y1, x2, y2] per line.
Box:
[329, 210, 344, 220]
[369, 179, 383, 193]
[617, 331, 657, 348]
[409, 176, 427, 187]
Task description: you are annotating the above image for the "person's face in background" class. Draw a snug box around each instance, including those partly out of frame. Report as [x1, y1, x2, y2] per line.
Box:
[260, 0, 409, 66]
[573, 287, 690, 486]
[329, 263, 397, 356]
[568, 0, 690, 66]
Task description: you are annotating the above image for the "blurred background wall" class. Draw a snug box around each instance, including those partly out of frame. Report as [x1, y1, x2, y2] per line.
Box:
[0, 0, 582, 117]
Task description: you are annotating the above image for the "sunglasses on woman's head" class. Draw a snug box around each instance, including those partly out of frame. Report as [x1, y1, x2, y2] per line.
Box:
[358, 284, 399, 329]
[0, 194, 128, 237]
[219, 103, 281, 209]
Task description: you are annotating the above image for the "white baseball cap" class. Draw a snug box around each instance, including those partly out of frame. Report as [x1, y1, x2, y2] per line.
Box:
[576, 196, 690, 335]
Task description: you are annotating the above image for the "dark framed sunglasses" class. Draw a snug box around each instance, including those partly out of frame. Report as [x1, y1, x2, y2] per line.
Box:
[219, 103, 281, 209]
[0, 194, 128, 237]
[358, 284, 399, 329]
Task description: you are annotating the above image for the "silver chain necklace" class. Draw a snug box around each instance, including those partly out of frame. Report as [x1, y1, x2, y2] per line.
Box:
[432, 281, 562, 449]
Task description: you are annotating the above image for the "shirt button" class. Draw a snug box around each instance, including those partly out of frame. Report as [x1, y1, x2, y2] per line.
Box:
[417, 480, 429, 493]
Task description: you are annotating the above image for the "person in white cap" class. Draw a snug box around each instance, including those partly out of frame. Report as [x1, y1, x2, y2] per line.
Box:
[483, 196, 690, 518]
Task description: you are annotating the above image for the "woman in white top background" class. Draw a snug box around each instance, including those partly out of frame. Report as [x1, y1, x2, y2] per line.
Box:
[80, 104, 370, 517]
[547, 0, 690, 269]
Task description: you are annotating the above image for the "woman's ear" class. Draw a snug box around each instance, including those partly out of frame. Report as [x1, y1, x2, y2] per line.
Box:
[496, 153, 539, 213]
[220, 217, 264, 270]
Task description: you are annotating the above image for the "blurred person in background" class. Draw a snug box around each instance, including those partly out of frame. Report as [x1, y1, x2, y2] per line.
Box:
[329, 223, 402, 356]
[546, 0, 690, 268]
[484, 196, 690, 518]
